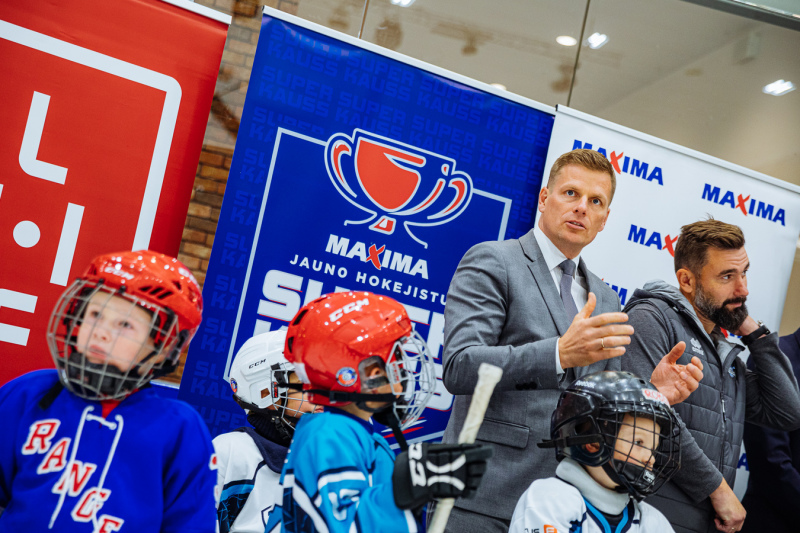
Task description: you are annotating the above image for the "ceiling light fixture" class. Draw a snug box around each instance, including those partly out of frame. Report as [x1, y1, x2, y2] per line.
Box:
[556, 35, 577, 47]
[490, 83, 507, 91]
[587, 32, 608, 49]
[391, 0, 416, 7]
[762, 79, 795, 96]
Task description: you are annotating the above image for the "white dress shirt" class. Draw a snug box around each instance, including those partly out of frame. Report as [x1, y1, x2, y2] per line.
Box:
[533, 223, 589, 374]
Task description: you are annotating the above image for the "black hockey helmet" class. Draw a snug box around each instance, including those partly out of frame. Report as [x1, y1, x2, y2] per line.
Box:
[539, 371, 681, 500]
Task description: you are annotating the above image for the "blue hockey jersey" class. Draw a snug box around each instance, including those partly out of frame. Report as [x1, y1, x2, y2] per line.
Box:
[280, 408, 419, 533]
[0, 370, 217, 533]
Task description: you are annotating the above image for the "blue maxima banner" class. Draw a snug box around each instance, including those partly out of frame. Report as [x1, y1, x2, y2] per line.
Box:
[179, 6, 555, 444]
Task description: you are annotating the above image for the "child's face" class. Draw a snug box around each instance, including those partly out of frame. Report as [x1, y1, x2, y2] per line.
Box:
[282, 372, 321, 416]
[76, 292, 159, 373]
[362, 363, 402, 411]
[584, 412, 662, 491]
[613, 413, 661, 469]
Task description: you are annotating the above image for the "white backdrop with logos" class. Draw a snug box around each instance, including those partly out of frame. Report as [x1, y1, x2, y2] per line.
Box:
[538, 105, 800, 498]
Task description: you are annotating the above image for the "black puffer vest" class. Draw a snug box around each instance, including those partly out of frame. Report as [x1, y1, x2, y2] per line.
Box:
[625, 289, 746, 486]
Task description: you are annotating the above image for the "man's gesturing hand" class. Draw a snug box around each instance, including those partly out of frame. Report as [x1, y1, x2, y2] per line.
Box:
[558, 293, 634, 370]
[650, 342, 705, 405]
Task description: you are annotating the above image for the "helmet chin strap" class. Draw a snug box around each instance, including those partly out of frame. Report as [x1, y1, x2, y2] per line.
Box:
[601, 461, 630, 494]
[284, 381, 409, 450]
[234, 396, 296, 444]
[354, 376, 410, 451]
[372, 405, 408, 451]
[602, 460, 652, 500]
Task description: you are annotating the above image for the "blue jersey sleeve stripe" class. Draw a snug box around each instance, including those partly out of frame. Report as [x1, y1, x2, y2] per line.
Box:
[289, 475, 331, 533]
[318, 465, 367, 477]
[317, 470, 367, 493]
[220, 482, 255, 500]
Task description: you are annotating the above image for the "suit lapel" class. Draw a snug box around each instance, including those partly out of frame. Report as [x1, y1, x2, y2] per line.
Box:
[575, 258, 625, 378]
[520, 231, 571, 336]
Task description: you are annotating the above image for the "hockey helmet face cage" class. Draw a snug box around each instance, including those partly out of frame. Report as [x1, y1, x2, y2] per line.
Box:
[284, 291, 436, 428]
[47, 251, 203, 401]
[545, 371, 681, 500]
[229, 330, 311, 428]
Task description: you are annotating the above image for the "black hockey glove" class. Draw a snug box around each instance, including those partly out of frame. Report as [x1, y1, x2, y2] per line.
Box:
[392, 442, 493, 511]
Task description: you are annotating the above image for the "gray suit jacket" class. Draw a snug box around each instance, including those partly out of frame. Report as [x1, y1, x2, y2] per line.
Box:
[441, 230, 621, 521]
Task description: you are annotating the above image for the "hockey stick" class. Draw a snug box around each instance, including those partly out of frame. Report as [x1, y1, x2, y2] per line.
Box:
[427, 362, 503, 533]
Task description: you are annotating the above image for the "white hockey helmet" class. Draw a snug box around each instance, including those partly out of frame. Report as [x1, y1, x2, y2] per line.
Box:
[229, 330, 306, 423]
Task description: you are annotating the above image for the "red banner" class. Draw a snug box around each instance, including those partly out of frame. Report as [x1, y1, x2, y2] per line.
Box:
[0, 0, 229, 384]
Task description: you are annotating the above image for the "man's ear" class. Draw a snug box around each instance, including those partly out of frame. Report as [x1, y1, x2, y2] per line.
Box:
[584, 442, 600, 453]
[676, 268, 696, 295]
[538, 186, 548, 213]
[598, 207, 611, 233]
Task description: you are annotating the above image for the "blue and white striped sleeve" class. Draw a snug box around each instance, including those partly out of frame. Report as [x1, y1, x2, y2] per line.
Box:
[281, 421, 417, 533]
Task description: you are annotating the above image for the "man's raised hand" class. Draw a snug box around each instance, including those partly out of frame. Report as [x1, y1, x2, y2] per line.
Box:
[558, 293, 634, 370]
[650, 342, 704, 405]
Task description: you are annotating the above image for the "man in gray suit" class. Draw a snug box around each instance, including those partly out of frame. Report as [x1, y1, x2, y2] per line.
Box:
[439, 149, 701, 532]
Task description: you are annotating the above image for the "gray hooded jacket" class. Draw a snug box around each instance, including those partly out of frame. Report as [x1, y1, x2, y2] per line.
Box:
[621, 280, 800, 533]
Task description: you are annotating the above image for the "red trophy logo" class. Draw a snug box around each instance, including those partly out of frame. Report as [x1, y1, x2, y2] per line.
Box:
[325, 129, 473, 247]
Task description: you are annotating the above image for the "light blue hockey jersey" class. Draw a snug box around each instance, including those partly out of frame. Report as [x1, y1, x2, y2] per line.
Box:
[280, 408, 419, 533]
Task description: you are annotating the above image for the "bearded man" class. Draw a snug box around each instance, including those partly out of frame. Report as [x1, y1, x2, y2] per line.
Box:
[621, 218, 800, 533]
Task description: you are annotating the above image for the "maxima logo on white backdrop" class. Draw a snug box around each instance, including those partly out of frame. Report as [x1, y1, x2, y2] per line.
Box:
[701, 183, 786, 226]
[541, 105, 800, 341]
[572, 139, 664, 185]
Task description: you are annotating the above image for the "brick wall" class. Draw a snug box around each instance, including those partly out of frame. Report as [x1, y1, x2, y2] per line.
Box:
[165, 0, 301, 383]
[177, 1, 301, 291]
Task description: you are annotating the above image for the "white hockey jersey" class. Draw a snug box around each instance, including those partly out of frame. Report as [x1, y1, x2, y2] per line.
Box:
[213, 428, 287, 533]
[509, 458, 675, 533]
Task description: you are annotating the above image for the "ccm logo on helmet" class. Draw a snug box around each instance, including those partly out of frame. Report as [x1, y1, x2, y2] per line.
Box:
[328, 298, 370, 322]
[249, 358, 267, 369]
[642, 388, 668, 406]
[102, 266, 134, 280]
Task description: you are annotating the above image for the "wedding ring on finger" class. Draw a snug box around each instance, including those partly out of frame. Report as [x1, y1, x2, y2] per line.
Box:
[600, 337, 605, 350]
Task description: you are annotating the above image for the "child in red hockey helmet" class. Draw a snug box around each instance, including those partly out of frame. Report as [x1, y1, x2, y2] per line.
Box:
[0, 250, 216, 533]
[280, 291, 493, 533]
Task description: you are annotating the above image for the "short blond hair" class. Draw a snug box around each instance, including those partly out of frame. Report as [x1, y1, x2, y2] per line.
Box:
[547, 149, 617, 203]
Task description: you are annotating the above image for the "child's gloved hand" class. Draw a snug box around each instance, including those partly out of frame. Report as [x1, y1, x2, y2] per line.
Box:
[392, 442, 493, 510]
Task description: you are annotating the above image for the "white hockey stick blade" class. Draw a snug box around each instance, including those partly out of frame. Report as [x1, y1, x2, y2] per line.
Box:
[427, 362, 503, 533]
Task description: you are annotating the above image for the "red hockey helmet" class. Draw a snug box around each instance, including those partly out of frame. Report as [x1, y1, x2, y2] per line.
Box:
[47, 250, 203, 400]
[285, 291, 435, 428]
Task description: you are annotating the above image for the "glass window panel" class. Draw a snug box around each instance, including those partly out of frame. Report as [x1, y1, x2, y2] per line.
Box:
[360, 0, 587, 105]
[571, 0, 800, 336]
[294, 0, 369, 37]
[572, 0, 800, 188]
